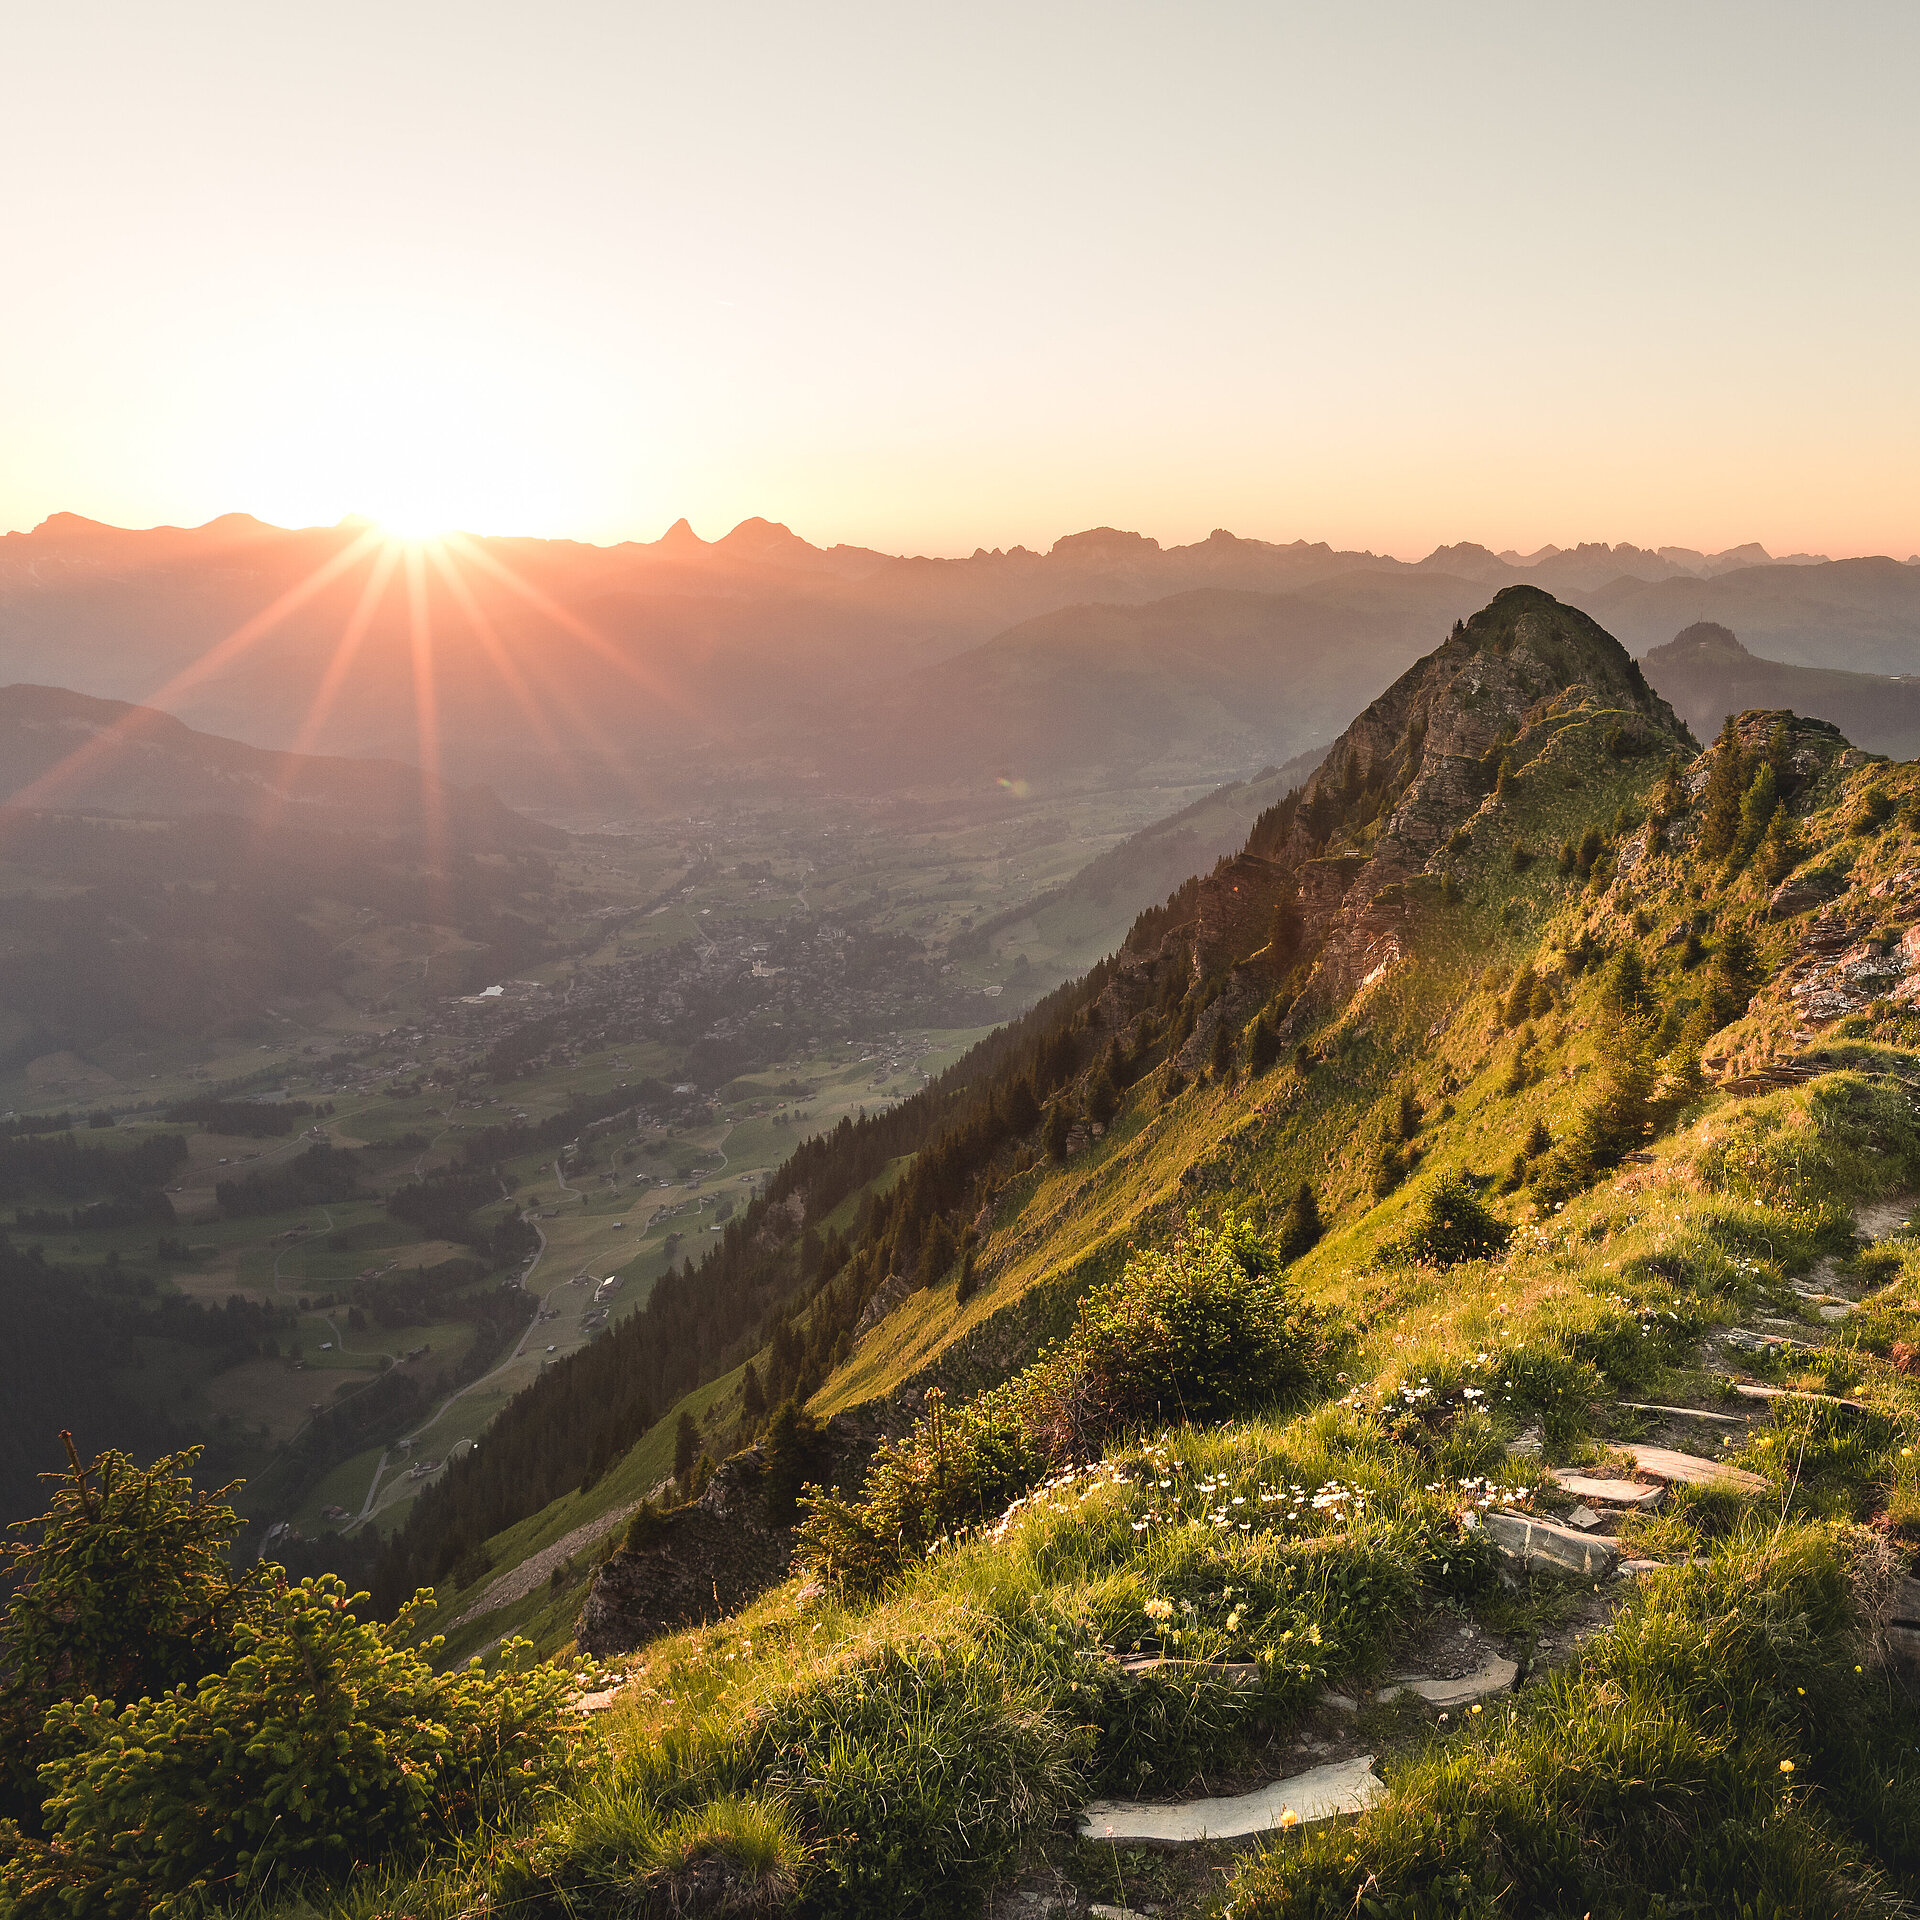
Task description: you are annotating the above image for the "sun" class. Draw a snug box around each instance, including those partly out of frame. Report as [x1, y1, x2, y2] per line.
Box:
[370, 510, 455, 545]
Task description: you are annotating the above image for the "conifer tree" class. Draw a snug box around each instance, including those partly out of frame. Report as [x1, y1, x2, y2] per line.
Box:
[1248, 1015, 1282, 1073]
[1209, 1019, 1235, 1080]
[1268, 884, 1302, 965]
[673, 1410, 699, 1487]
[1697, 717, 1750, 859]
[1731, 763, 1780, 871]
[740, 1362, 766, 1423]
[1502, 965, 1537, 1027]
[1043, 1103, 1070, 1163]
[1276, 1180, 1323, 1261]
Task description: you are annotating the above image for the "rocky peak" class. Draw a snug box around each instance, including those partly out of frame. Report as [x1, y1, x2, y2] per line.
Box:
[1104, 590, 1695, 1058]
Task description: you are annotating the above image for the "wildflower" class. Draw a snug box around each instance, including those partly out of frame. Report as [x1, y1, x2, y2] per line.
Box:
[1779, 1759, 1795, 1774]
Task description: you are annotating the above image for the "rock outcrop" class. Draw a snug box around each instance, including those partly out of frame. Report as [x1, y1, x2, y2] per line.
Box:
[575, 1400, 894, 1657]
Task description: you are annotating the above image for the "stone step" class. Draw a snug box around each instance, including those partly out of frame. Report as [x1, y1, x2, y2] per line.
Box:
[1377, 1654, 1517, 1707]
[1118, 1655, 1259, 1688]
[1617, 1401, 1744, 1426]
[1733, 1382, 1872, 1415]
[1473, 1508, 1620, 1577]
[1727, 1327, 1819, 1355]
[1623, 1443, 1769, 1496]
[1078, 1754, 1383, 1846]
[1552, 1470, 1665, 1509]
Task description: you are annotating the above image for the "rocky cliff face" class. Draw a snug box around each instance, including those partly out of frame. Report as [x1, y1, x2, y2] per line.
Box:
[576, 1401, 895, 1658]
[1093, 586, 1694, 1057]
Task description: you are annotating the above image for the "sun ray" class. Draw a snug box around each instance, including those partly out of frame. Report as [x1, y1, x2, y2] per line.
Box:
[403, 543, 453, 931]
[441, 532, 683, 711]
[428, 541, 658, 812]
[245, 540, 405, 848]
[0, 523, 386, 827]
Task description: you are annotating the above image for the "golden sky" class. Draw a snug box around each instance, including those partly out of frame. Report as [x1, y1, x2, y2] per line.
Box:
[4, 2, 1916, 558]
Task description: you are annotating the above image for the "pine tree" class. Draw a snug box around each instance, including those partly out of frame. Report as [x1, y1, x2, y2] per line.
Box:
[1248, 1015, 1282, 1073]
[1730, 764, 1780, 871]
[1758, 804, 1802, 884]
[673, 1410, 699, 1486]
[1276, 1180, 1323, 1261]
[918, 1214, 957, 1286]
[1268, 882, 1302, 965]
[1502, 965, 1537, 1027]
[740, 1362, 766, 1423]
[1000, 1076, 1041, 1138]
[1697, 717, 1749, 859]
[955, 1246, 979, 1306]
[1209, 1019, 1235, 1080]
[1043, 1103, 1070, 1163]
[1086, 1064, 1120, 1127]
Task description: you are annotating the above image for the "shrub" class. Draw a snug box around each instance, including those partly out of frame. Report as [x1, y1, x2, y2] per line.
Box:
[0, 1443, 264, 1826]
[3, 1579, 575, 1918]
[766, 1642, 1075, 1920]
[1276, 1180, 1324, 1261]
[798, 1219, 1332, 1589]
[1851, 784, 1894, 835]
[1385, 1174, 1512, 1268]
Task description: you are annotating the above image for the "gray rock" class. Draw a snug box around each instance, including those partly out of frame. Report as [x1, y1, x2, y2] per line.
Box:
[1623, 1443, 1768, 1496]
[1618, 1401, 1744, 1426]
[1474, 1508, 1620, 1577]
[1553, 1471, 1664, 1509]
[1378, 1654, 1517, 1707]
[1078, 1754, 1383, 1845]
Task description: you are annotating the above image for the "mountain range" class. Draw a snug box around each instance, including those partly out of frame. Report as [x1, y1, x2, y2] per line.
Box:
[7, 513, 1919, 807]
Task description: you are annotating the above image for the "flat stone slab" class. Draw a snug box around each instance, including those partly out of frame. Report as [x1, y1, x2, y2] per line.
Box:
[1475, 1508, 1620, 1577]
[1119, 1655, 1260, 1688]
[1618, 1402, 1744, 1426]
[1733, 1383, 1872, 1415]
[1078, 1754, 1382, 1845]
[1378, 1654, 1517, 1707]
[1726, 1327, 1819, 1355]
[1553, 1471, 1664, 1509]
[1624, 1443, 1769, 1496]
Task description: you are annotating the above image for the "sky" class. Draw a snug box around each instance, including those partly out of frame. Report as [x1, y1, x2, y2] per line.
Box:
[3, 2, 1917, 559]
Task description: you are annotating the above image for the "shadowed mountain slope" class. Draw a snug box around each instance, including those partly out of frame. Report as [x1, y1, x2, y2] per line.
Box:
[1640, 620, 1920, 761]
[0, 683, 556, 847]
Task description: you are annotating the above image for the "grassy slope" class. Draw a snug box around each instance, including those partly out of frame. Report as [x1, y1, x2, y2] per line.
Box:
[291, 702, 1920, 1915]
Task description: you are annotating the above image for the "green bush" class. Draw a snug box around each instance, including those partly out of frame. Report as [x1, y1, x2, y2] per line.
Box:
[2, 1578, 576, 1918]
[1385, 1174, 1512, 1268]
[798, 1218, 1334, 1591]
[0, 1444, 263, 1826]
[764, 1641, 1076, 1920]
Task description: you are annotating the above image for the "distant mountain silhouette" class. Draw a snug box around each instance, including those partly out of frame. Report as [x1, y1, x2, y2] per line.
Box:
[2, 513, 1914, 805]
[1639, 621, 1920, 761]
[0, 684, 556, 847]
